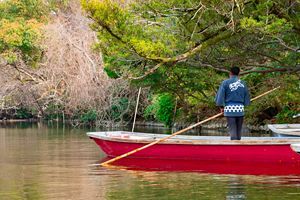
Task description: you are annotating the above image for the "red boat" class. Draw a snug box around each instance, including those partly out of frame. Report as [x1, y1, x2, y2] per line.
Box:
[87, 131, 300, 163]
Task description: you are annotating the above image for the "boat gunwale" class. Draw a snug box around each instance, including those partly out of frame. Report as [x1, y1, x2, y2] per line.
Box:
[87, 131, 300, 145]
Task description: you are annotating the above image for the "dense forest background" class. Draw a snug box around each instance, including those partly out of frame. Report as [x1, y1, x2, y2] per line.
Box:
[0, 0, 299, 127]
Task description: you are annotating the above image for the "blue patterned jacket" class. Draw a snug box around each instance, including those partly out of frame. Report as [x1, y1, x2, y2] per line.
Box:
[215, 76, 250, 117]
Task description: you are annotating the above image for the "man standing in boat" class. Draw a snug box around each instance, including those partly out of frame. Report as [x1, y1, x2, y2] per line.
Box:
[215, 67, 250, 140]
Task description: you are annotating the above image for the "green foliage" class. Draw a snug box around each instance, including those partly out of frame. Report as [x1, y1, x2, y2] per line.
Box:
[0, 0, 47, 66]
[136, 65, 224, 120]
[143, 104, 156, 121]
[241, 16, 292, 35]
[44, 104, 64, 120]
[110, 97, 131, 121]
[156, 94, 176, 127]
[246, 74, 300, 124]
[80, 109, 97, 124]
[0, 0, 49, 20]
[104, 66, 119, 79]
[82, 0, 300, 124]
[144, 93, 175, 127]
[276, 106, 298, 123]
[15, 107, 34, 119]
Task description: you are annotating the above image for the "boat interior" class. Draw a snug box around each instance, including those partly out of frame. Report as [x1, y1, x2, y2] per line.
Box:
[87, 131, 300, 145]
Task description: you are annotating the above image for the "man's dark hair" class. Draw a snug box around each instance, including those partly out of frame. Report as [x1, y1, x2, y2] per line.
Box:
[230, 67, 240, 75]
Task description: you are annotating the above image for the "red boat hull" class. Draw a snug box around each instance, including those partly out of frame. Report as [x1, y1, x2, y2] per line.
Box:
[92, 137, 300, 163]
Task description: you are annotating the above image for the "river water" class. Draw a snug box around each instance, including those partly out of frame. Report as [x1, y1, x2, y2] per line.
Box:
[1, 122, 300, 200]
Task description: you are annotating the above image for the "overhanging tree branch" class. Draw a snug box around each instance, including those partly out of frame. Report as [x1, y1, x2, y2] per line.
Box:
[240, 65, 300, 75]
[129, 29, 232, 80]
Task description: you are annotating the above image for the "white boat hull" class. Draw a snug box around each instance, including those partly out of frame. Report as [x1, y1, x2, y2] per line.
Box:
[268, 124, 300, 137]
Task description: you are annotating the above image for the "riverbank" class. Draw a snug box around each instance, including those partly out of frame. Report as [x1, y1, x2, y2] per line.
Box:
[0, 118, 271, 132]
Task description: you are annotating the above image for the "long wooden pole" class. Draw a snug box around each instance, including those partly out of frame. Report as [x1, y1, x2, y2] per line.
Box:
[101, 86, 280, 166]
[132, 87, 142, 132]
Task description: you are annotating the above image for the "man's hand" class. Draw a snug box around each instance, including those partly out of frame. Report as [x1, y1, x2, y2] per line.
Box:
[219, 107, 224, 113]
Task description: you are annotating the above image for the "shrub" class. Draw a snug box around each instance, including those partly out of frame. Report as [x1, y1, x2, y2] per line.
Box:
[15, 108, 34, 119]
[80, 109, 97, 124]
[144, 93, 176, 127]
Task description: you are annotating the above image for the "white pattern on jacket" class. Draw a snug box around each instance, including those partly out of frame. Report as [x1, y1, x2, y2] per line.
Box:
[229, 80, 244, 92]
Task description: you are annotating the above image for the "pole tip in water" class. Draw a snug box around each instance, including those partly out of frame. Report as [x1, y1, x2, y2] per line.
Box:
[100, 163, 110, 167]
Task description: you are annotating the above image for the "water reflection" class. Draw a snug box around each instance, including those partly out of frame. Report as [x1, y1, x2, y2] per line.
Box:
[0, 122, 300, 200]
[100, 157, 300, 176]
[226, 176, 246, 200]
[88, 167, 300, 200]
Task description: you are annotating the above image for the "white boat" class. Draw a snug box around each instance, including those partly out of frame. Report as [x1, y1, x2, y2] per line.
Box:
[268, 124, 300, 137]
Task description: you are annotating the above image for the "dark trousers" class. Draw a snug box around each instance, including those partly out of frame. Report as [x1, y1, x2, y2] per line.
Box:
[226, 116, 244, 140]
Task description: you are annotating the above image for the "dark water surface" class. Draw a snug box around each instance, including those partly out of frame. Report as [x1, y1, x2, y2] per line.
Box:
[1, 122, 300, 200]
